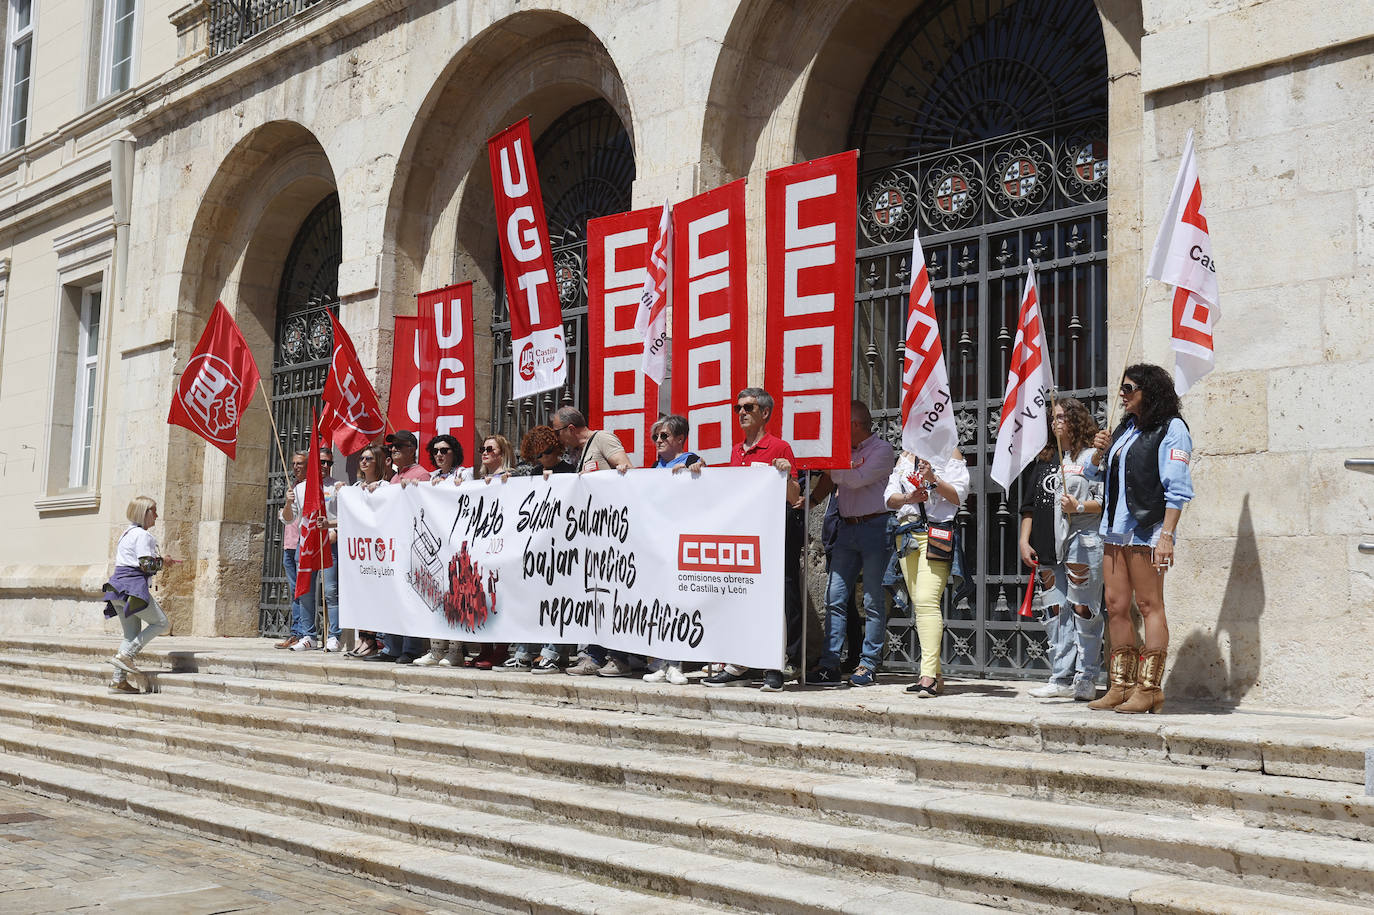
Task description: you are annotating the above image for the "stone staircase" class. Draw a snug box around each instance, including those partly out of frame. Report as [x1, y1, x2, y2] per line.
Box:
[0, 637, 1370, 913]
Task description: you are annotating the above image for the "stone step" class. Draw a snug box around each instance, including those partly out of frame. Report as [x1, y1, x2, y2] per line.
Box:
[0, 725, 1010, 915]
[10, 637, 1368, 786]
[3, 680, 1373, 910]
[3, 661, 1370, 847]
[0, 751, 731, 915]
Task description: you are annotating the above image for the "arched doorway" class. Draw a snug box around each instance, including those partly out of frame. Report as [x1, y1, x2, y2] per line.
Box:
[257, 193, 342, 637]
[488, 98, 636, 438]
[850, 0, 1109, 678]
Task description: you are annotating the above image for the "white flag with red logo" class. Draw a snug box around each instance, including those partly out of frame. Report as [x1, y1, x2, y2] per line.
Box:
[295, 408, 333, 599]
[1148, 129, 1218, 395]
[899, 231, 957, 461]
[634, 200, 671, 385]
[990, 261, 1053, 492]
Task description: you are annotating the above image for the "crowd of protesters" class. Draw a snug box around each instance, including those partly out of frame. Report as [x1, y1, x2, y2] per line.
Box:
[107, 365, 1191, 712]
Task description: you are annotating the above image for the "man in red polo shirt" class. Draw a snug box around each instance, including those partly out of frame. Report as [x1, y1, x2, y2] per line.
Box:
[703, 386, 804, 692]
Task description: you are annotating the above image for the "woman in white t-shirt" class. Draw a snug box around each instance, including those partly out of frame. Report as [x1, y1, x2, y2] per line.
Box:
[100, 496, 178, 692]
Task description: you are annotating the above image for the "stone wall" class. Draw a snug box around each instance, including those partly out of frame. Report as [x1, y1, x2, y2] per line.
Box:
[2, 0, 1372, 712]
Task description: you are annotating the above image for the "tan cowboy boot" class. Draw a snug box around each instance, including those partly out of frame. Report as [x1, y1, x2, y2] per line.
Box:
[1087, 646, 1137, 710]
[1116, 648, 1166, 714]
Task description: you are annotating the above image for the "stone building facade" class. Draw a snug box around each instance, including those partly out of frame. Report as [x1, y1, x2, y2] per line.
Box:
[0, 0, 1370, 712]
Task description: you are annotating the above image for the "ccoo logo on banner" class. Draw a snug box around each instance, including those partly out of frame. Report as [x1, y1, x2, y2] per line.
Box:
[337, 467, 786, 669]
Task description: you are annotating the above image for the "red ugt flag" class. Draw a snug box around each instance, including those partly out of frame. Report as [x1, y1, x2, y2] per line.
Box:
[322, 312, 386, 455]
[295, 408, 333, 599]
[990, 261, 1053, 492]
[167, 301, 262, 460]
[1148, 129, 1219, 395]
[899, 231, 957, 461]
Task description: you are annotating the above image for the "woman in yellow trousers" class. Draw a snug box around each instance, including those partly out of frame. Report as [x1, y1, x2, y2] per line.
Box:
[885, 449, 969, 697]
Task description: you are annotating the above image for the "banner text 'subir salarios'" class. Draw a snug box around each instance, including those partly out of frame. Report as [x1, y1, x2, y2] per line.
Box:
[337, 468, 786, 669]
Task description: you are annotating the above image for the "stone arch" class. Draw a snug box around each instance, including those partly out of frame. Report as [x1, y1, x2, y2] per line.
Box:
[168, 121, 339, 636]
[381, 9, 634, 436]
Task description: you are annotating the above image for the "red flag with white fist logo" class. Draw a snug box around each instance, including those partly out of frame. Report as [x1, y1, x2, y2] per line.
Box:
[322, 311, 387, 455]
[295, 408, 333, 599]
[167, 301, 262, 460]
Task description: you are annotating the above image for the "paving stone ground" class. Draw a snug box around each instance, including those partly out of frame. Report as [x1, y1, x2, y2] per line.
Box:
[0, 785, 483, 914]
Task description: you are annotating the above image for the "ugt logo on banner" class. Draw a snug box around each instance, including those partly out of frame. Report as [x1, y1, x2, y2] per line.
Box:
[487, 117, 566, 399]
[417, 282, 476, 462]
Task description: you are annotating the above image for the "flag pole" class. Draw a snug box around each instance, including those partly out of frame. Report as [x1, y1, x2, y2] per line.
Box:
[800, 471, 812, 687]
[257, 379, 291, 477]
[1106, 278, 1151, 431]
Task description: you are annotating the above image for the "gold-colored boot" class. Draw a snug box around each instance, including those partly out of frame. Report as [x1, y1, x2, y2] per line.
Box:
[1116, 648, 1166, 714]
[1087, 646, 1137, 710]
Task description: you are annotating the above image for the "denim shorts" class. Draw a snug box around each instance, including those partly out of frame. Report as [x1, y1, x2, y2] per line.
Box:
[1042, 530, 1104, 612]
[1103, 522, 1161, 548]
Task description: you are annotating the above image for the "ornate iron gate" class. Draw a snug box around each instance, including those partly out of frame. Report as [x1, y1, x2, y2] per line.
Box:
[258, 194, 342, 637]
[490, 99, 635, 441]
[850, 0, 1109, 678]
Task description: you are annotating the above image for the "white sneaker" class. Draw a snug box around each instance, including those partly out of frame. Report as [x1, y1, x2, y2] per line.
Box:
[597, 658, 634, 678]
[665, 665, 688, 686]
[324, 637, 341, 652]
[642, 667, 668, 683]
[1072, 680, 1098, 701]
[1028, 681, 1074, 698]
[412, 652, 441, 667]
[110, 652, 140, 675]
[291, 637, 316, 651]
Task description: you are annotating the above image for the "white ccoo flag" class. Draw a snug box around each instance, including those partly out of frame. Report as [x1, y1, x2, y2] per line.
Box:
[991, 260, 1053, 492]
[899, 230, 958, 461]
[634, 201, 671, 384]
[1148, 129, 1219, 395]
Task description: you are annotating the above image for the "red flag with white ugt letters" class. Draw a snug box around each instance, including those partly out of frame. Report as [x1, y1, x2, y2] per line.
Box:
[322, 312, 387, 455]
[167, 301, 262, 460]
[295, 408, 333, 599]
[899, 231, 957, 462]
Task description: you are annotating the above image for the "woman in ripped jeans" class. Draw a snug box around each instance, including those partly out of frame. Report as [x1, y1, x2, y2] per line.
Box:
[1018, 398, 1105, 701]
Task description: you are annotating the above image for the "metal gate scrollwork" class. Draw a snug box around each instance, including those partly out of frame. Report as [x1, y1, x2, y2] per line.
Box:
[850, 0, 1110, 679]
[258, 194, 342, 638]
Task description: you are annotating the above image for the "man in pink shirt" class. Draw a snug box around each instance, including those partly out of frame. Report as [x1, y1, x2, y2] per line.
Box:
[809, 401, 895, 687]
[704, 387, 803, 692]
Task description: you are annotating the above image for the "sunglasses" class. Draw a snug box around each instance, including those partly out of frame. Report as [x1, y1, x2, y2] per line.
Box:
[482, 445, 499, 454]
[550, 424, 567, 433]
[319, 459, 334, 466]
[540, 445, 562, 458]
[734, 403, 759, 414]
[431, 447, 452, 455]
[1119, 383, 1141, 395]
[652, 432, 673, 442]
[360, 455, 376, 462]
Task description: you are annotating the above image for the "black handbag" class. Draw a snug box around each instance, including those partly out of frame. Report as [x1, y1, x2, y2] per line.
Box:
[920, 504, 955, 563]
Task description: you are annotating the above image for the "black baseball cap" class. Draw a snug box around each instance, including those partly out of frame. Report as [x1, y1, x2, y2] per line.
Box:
[385, 430, 417, 448]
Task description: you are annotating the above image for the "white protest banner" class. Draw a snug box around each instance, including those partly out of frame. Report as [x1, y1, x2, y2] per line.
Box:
[337, 467, 786, 669]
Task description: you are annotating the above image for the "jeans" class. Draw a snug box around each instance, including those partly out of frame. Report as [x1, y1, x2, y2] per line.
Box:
[820, 515, 891, 671]
[114, 596, 170, 683]
[582, 645, 631, 666]
[298, 544, 341, 641]
[282, 548, 311, 639]
[1039, 536, 1105, 687]
[383, 633, 430, 658]
[782, 506, 804, 668]
[895, 532, 952, 679]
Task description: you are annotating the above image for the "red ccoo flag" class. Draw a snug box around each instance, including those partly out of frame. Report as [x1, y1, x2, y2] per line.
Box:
[322, 311, 387, 454]
[167, 301, 262, 460]
[295, 408, 333, 599]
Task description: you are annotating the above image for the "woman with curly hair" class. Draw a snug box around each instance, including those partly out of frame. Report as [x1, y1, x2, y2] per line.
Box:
[1020, 398, 1105, 701]
[1088, 364, 1194, 714]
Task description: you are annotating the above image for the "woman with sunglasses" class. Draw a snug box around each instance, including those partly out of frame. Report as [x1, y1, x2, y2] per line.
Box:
[346, 445, 390, 658]
[476, 434, 515, 479]
[642, 415, 703, 686]
[1088, 364, 1194, 714]
[502, 425, 577, 672]
[416, 434, 472, 667]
